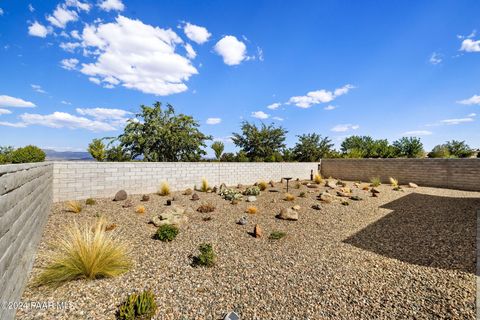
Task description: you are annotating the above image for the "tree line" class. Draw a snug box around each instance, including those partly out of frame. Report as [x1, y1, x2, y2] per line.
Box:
[87, 102, 478, 162]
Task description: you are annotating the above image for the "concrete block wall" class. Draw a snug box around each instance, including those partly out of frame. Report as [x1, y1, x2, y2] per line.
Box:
[0, 163, 53, 320]
[52, 162, 320, 202]
[321, 158, 480, 191]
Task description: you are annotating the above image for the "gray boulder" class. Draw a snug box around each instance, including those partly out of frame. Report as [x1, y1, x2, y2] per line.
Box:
[278, 208, 298, 221]
[114, 190, 127, 201]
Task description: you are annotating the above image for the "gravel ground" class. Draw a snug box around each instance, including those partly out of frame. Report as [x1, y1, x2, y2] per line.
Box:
[17, 180, 479, 320]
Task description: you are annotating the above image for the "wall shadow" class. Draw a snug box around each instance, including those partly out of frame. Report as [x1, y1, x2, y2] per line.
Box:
[343, 192, 479, 274]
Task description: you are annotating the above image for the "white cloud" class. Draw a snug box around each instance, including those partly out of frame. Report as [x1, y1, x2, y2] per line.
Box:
[429, 52, 442, 65]
[0, 8, 4, 16]
[76, 107, 131, 120]
[331, 124, 359, 132]
[28, 4, 35, 12]
[440, 118, 474, 125]
[460, 39, 480, 52]
[402, 130, 432, 136]
[272, 116, 284, 121]
[0, 108, 12, 115]
[47, 4, 78, 28]
[70, 30, 82, 40]
[0, 95, 36, 108]
[468, 113, 477, 117]
[99, 0, 125, 12]
[89, 77, 101, 85]
[457, 94, 480, 105]
[66, 0, 91, 11]
[60, 41, 81, 52]
[184, 43, 196, 59]
[28, 21, 50, 38]
[0, 121, 27, 128]
[183, 22, 211, 44]
[61, 100, 72, 105]
[60, 58, 79, 70]
[206, 117, 221, 125]
[289, 84, 355, 108]
[20, 112, 117, 131]
[31, 84, 46, 93]
[214, 35, 247, 66]
[324, 105, 336, 110]
[78, 16, 198, 95]
[251, 111, 269, 119]
[213, 136, 233, 144]
[267, 102, 281, 110]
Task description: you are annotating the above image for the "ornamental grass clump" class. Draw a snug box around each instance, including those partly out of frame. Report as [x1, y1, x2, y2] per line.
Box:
[117, 290, 157, 320]
[314, 173, 323, 184]
[192, 243, 216, 267]
[200, 178, 209, 192]
[197, 202, 216, 213]
[85, 198, 96, 206]
[284, 193, 295, 201]
[370, 177, 381, 187]
[34, 218, 131, 287]
[258, 181, 268, 191]
[269, 231, 286, 240]
[67, 201, 82, 213]
[154, 224, 179, 242]
[158, 181, 170, 196]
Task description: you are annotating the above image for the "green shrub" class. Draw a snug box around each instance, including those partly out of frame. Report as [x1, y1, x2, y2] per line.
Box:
[85, 198, 96, 205]
[220, 188, 242, 201]
[269, 231, 286, 240]
[244, 186, 260, 196]
[117, 290, 157, 320]
[154, 224, 178, 242]
[370, 177, 381, 187]
[299, 192, 306, 198]
[0, 146, 14, 164]
[192, 243, 216, 267]
[10, 145, 45, 163]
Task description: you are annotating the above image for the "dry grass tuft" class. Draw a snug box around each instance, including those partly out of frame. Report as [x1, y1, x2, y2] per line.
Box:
[197, 202, 215, 213]
[245, 206, 258, 214]
[135, 205, 145, 214]
[389, 177, 399, 188]
[314, 173, 323, 184]
[284, 193, 295, 201]
[370, 177, 381, 187]
[34, 218, 131, 287]
[201, 178, 209, 192]
[158, 181, 170, 196]
[67, 201, 82, 213]
[258, 181, 268, 191]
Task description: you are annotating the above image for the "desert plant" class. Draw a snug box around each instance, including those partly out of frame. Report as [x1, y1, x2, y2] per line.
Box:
[88, 139, 106, 162]
[158, 181, 170, 196]
[258, 181, 268, 191]
[85, 198, 96, 206]
[220, 188, 243, 201]
[244, 186, 260, 196]
[197, 203, 215, 213]
[370, 177, 381, 187]
[284, 193, 295, 201]
[245, 206, 258, 214]
[211, 141, 224, 160]
[314, 173, 323, 184]
[269, 231, 286, 240]
[154, 224, 179, 242]
[192, 243, 216, 267]
[200, 178, 209, 192]
[117, 290, 157, 320]
[299, 192, 306, 198]
[135, 206, 145, 214]
[389, 177, 399, 188]
[67, 201, 82, 213]
[34, 218, 131, 287]
[10, 145, 46, 163]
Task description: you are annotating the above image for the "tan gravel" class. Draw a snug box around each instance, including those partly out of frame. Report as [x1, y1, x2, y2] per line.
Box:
[17, 181, 479, 319]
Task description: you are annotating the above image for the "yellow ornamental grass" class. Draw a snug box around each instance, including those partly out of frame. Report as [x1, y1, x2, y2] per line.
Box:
[201, 178, 209, 192]
[389, 177, 399, 188]
[67, 201, 82, 213]
[34, 218, 131, 287]
[158, 181, 170, 196]
[313, 173, 323, 184]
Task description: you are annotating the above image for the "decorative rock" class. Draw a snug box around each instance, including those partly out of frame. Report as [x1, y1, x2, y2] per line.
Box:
[292, 205, 301, 211]
[191, 193, 200, 201]
[183, 188, 193, 195]
[253, 182, 258, 186]
[341, 200, 349, 206]
[237, 216, 247, 225]
[246, 196, 257, 202]
[312, 204, 321, 210]
[122, 200, 133, 208]
[350, 195, 362, 201]
[371, 188, 380, 194]
[337, 191, 350, 198]
[254, 224, 263, 238]
[278, 208, 299, 221]
[212, 185, 218, 193]
[114, 190, 128, 201]
[362, 185, 370, 191]
[150, 205, 190, 227]
[326, 181, 337, 189]
[306, 183, 318, 189]
[336, 180, 347, 187]
[269, 189, 280, 193]
[141, 194, 150, 202]
[269, 180, 275, 187]
[319, 191, 334, 203]
[219, 183, 227, 194]
[231, 199, 239, 205]
[237, 183, 244, 189]
[371, 192, 378, 197]
[166, 200, 172, 206]
[408, 182, 418, 188]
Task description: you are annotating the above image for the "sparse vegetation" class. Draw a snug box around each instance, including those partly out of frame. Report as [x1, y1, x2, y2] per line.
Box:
[294, 182, 301, 189]
[314, 173, 323, 184]
[197, 203, 215, 213]
[34, 218, 131, 287]
[370, 177, 381, 187]
[192, 243, 216, 267]
[284, 193, 295, 201]
[299, 192, 306, 198]
[220, 188, 243, 201]
[117, 290, 157, 320]
[200, 178, 209, 192]
[135, 205, 145, 214]
[158, 181, 170, 196]
[245, 206, 258, 214]
[258, 181, 268, 191]
[244, 186, 260, 196]
[389, 177, 399, 188]
[269, 231, 286, 240]
[85, 198, 96, 205]
[67, 201, 82, 213]
[154, 224, 179, 242]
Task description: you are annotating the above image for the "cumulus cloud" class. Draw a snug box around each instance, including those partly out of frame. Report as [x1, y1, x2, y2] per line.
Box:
[440, 117, 474, 125]
[214, 35, 247, 65]
[0, 108, 12, 115]
[331, 124, 359, 132]
[28, 4, 35, 12]
[60, 58, 79, 70]
[272, 116, 284, 121]
[183, 22, 211, 44]
[31, 84, 46, 93]
[60, 41, 81, 52]
[429, 52, 442, 65]
[213, 136, 233, 144]
[457, 94, 480, 105]
[324, 105, 336, 111]
[289, 84, 355, 108]
[0, 121, 27, 128]
[78, 16, 198, 95]
[98, 0, 125, 12]
[28, 21, 50, 38]
[184, 43, 196, 59]
[19, 112, 117, 131]
[251, 111, 269, 119]
[47, 4, 79, 28]
[460, 39, 480, 52]
[206, 117, 221, 125]
[61, 100, 72, 105]
[267, 103, 281, 110]
[402, 130, 432, 136]
[0, 95, 36, 108]
[76, 107, 131, 120]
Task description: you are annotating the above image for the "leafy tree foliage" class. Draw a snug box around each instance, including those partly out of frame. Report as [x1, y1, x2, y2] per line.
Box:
[444, 140, 473, 158]
[428, 144, 451, 158]
[232, 121, 287, 161]
[220, 152, 236, 162]
[88, 138, 106, 162]
[392, 137, 424, 158]
[10, 145, 46, 163]
[340, 136, 394, 158]
[211, 141, 224, 160]
[0, 146, 14, 164]
[292, 133, 335, 161]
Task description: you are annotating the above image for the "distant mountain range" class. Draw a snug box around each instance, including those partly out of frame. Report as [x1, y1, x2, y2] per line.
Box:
[43, 149, 93, 161]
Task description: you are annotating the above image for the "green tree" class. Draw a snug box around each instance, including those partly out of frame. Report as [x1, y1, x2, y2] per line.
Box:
[340, 136, 393, 158]
[235, 150, 249, 162]
[0, 146, 14, 164]
[231, 121, 287, 161]
[115, 102, 210, 161]
[392, 137, 424, 158]
[444, 140, 473, 158]
[220, 152, 236, 162]
[88, 138, 106, 162]
[211, 141, 224, 160]
[428, 144, 451, 158]
[292, 133, 335, 161]
[10, 145, 46, 163]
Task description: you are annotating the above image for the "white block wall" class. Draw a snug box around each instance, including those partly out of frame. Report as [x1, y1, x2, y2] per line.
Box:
[53, 162, 320, 202]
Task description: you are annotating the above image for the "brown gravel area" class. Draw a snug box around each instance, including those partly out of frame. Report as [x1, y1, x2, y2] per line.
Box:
[17, 181, 479, 319]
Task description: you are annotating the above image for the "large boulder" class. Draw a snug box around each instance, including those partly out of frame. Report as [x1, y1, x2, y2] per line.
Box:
[150, 205, 191, 227]
[408, 182, 418, 188]
[278, 208, 298, 221]
[246, 196, 257, 202]
[114, 190, 127, 201]
[326, 180, 337, 189]
[318, 191, 334, 203]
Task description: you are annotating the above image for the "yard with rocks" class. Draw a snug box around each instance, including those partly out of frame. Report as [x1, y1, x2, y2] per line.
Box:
[17, 179, 479, 320]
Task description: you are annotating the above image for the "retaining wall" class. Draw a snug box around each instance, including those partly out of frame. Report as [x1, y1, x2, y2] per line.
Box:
[0, 163, 53, 320]
[53, 162, 320, 202]
[321, 158, 480, 191]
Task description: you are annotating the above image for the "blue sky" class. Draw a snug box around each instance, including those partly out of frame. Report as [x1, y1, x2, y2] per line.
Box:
[0, 0, 479, 155]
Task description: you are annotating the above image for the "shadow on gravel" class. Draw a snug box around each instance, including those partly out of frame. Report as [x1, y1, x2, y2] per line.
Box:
[344, 192, 479, 274]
